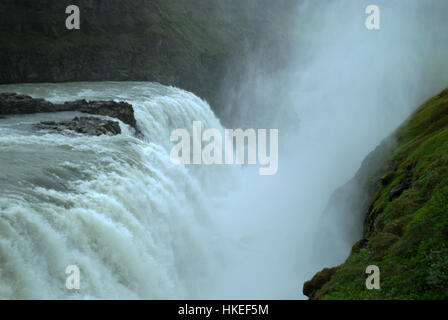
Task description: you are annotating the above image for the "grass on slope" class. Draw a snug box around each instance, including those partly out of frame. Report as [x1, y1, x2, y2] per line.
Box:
[308, 89, 448, 300]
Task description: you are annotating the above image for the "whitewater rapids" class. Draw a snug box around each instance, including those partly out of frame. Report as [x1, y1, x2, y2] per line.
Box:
[0, 82, 230, 299]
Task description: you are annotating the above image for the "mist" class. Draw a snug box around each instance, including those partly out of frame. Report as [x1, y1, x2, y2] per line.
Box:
[209, 0, 448, 299]
[1, 0, 448, 301]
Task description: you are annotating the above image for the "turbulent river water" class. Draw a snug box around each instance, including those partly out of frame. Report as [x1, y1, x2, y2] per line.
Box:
[1, 82, 327, 300]
[0, 82, 235, 299]
[0, 77, 444, 300]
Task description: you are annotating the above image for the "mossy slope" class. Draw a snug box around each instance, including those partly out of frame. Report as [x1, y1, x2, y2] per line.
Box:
[305, 89, 448, 300]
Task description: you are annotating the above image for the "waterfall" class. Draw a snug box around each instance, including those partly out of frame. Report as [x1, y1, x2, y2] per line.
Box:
[2, 1, 448, 300]
[0, 82, 226, 299]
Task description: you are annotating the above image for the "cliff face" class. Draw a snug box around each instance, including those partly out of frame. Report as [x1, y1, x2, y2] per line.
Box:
[0, 0, 296, 117]
[305, 89, 448, 299]
[0, 0, 230, 110]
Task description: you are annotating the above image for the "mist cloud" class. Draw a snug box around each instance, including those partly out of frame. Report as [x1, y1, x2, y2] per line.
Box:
[212, 0, 448, 299]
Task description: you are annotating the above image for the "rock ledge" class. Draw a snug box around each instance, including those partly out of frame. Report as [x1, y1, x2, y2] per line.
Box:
[0, 93, 138, 131]
[35, 117, 121, 136]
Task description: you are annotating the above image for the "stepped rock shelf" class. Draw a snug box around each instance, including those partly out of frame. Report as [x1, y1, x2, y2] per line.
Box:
[0, 92, 139, 136]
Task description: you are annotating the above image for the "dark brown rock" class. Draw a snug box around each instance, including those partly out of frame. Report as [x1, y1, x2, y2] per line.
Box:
[56, 100, 137, 129]
[389, 177, 412, 200]
[0, 93, 138, 131]
[0, 93, 55, 114]
[35, 117, 121, 136]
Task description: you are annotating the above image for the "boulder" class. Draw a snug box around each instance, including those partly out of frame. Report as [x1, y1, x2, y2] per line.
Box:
[0, 92, 138, 131]
[56, 100, 137, 129]
[35, 117, 121, 136]
[389, 177, 412, 200]
[0, 92, 55, 114]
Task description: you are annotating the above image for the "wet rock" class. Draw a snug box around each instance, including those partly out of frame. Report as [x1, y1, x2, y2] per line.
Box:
[35, 117, 121, 136]
[56, 99, 137, 129]
[389, 177, 412, 200]
[0, 93, 138, 130]
[0, 92, 55, 114]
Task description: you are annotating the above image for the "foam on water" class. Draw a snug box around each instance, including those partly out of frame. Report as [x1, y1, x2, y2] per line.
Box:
[0, 82, 226, 299]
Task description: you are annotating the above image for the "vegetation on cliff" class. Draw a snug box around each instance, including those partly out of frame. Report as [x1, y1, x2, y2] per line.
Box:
[305, 88, 448, 299]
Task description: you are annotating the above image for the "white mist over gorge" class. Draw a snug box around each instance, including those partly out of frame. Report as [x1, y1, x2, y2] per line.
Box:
[170, 121, 279, 176]
[1, 0, 448, 300]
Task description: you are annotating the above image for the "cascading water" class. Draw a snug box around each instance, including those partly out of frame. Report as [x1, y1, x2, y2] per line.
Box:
[0, 82, 228, 299]
[2, 0, 448, 301]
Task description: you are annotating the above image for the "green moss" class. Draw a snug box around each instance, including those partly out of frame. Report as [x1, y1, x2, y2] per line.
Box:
[308, 89, 448, 300]
[303, 267, 338, 300]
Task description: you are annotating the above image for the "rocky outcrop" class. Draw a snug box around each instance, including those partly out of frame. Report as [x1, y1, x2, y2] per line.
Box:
[56, 100, 137, 129]
[303, 267, 338, 300]
[0, 93, 138, 130]
[0, 92, 55, 114]
[389, 176, 412, 200]
[35, 117, 121, 136]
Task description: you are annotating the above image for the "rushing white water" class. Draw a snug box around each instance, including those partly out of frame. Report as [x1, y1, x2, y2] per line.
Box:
[215, 0, 448, 299]
[0, 82, 230, 299]
[2, 1, 448, 301]
[0, 80, 374, 300]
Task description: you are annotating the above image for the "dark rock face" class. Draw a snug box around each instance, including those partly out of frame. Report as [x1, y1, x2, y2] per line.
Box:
[389, 177, 412, 200]
[36, 117, 121, 136]
[0, 92, 56, 114]
[56, 100, 137, 129]
[0, 0, 298, 117]
[0, 0, 235, 112]
[0, 93, 138, 130]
